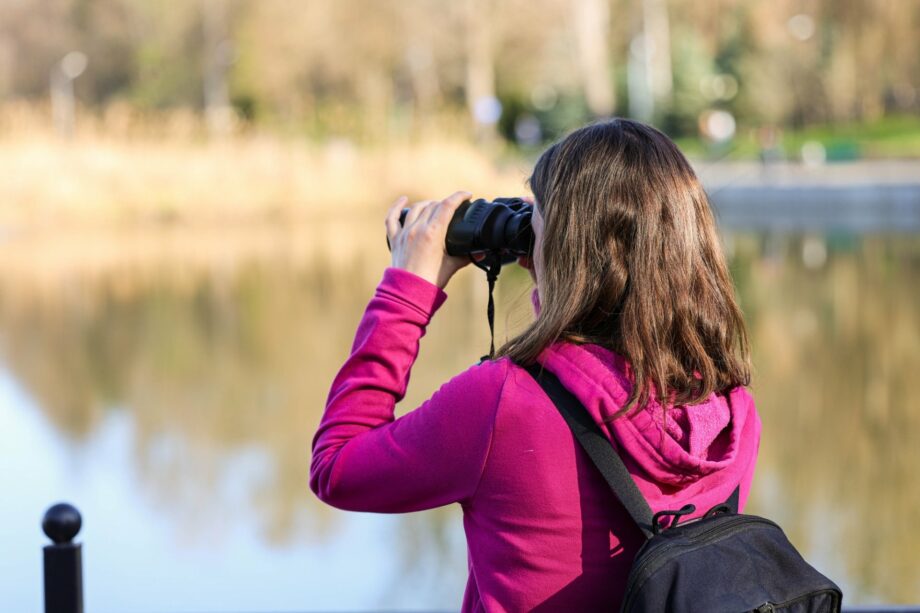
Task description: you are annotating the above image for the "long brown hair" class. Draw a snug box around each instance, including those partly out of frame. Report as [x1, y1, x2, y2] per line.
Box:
[498, 118, 750, 416]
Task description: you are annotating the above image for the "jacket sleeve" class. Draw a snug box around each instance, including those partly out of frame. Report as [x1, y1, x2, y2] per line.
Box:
[310, 267, 508, 513]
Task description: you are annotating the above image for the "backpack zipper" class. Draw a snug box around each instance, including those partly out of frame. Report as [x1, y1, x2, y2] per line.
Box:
[621, 515, 780, 612]
[754, 588, 841, 612]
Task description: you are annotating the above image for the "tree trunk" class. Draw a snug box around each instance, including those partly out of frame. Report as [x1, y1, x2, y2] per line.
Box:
[642, 0, 672, 106]
[465, 0, 498, 142]
[573, 0, 615, 117]
[202, 0, 233, 135]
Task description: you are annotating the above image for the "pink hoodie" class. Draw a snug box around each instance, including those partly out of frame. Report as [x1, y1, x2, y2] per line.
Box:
[311, 267, 761, 611]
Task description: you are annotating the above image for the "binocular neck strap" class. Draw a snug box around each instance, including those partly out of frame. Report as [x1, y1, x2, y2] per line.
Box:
[473, 253, 502, 362]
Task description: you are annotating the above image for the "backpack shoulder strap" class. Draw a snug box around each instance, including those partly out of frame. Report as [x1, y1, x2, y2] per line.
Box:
[726, 484, 740, 513]
[523, 363, 655, 539]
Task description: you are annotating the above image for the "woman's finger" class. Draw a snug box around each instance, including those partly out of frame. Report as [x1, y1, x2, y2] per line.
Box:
[433, 191, 472, 225]
[385, 196, 408, 241]
[403, 199, 435, 228]
[416, 199, 442, 227]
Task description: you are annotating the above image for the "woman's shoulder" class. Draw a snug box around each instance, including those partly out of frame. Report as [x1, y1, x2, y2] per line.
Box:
[446, 355, 515, 392]
[434, 356, 542, 417]
[456, 355, 546, 388]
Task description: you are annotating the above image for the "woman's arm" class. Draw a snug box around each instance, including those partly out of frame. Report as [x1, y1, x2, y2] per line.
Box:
[310, 267, 508, 513]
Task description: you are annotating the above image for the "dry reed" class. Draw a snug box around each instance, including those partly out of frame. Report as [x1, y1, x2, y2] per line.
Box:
[0, 102, 532, 281]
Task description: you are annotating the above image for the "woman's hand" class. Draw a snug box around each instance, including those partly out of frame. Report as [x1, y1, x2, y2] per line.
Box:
[385, 191, 474, 290]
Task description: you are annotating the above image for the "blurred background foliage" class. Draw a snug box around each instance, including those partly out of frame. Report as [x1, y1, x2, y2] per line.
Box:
[0, 0, 918, 152]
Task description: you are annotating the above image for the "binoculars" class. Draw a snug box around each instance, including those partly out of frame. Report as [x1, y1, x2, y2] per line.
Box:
[388, 197, 534, 265]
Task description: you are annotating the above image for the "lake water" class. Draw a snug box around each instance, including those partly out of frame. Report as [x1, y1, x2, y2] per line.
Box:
[1, 226, 918, 611]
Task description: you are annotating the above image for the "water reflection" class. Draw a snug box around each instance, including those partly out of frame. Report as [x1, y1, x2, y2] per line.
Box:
[0, 229, 918, 607]
[734, 234, 920, 603]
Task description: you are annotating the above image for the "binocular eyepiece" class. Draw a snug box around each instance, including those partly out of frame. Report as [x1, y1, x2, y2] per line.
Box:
[388, 197, 534, 265]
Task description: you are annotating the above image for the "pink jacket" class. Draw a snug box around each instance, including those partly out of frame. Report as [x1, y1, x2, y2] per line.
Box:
[311, 267, 761, 611]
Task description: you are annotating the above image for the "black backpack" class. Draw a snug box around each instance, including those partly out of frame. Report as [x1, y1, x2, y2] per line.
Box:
[524, 364, 843, 613]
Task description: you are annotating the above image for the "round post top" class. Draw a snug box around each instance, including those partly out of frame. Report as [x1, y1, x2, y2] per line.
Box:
[42, 503, 82, 545]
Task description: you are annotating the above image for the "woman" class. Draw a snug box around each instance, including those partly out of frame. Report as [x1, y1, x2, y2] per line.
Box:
[311, 119, 761, 611]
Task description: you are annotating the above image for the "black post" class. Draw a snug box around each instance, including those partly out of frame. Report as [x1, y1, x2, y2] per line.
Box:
[42, 503, 84, 613]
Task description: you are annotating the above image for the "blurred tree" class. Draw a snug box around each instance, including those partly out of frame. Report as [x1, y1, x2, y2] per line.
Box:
[465, 0, 499, 141]
[125, 0, 206, 109]
[0, 0, 917, 142]
[640, 0, 672, 117]
[572, 0, 615, 117]
[201, 0, 235, 134]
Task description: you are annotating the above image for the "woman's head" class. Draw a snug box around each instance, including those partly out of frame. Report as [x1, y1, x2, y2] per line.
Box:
[499, 118, 750, 415]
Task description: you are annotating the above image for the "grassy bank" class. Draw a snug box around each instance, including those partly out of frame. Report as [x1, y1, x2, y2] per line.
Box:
[677, 114, 920, 161]
[0, 104, 533, 283]
[3, 103, 918, 233]
[0, 135, 530, 229]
